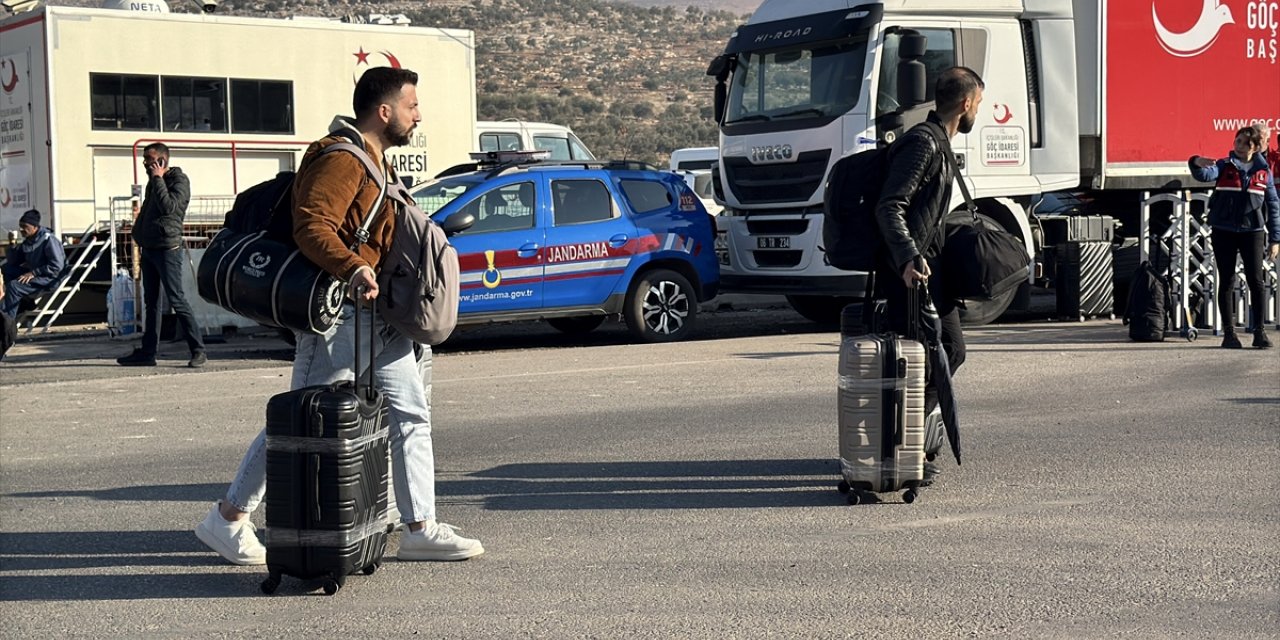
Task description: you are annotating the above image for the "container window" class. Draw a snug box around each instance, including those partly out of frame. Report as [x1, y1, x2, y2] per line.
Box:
[230, 79, 294, 134]
[161, 76, 227, 132]
[91, 73, 159, 131]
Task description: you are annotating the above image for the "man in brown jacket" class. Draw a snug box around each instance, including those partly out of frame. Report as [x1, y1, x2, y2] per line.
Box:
[195, 67, 484, 564]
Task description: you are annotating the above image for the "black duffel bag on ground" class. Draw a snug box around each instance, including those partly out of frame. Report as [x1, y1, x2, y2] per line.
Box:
[197, 141, 387, 334]
[938, 151, 1030, 301]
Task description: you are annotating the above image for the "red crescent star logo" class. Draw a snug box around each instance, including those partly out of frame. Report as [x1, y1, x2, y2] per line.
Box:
[0, 188, 11, 208]
[379, 51, 401, 68]
[353, 47, 371, 65]
[994, 104, 1013, 124]
[1, 60, 18, 93]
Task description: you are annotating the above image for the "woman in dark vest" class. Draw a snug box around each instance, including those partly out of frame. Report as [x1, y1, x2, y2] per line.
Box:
[1190, 126, 1280, 348]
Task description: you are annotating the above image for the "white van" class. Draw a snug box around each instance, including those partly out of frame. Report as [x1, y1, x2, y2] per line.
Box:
[476, 121, 595, 161]
[668, 147, 718, 172]
[669, 147, 721, 215]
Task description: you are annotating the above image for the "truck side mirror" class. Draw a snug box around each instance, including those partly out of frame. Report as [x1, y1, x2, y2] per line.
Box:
[707, 54, 734, 124]
[896, 32, 928, 108]
[714, 82, 727, 124]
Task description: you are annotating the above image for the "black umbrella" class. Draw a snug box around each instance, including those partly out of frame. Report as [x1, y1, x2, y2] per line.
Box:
[918, 293, 962, 465]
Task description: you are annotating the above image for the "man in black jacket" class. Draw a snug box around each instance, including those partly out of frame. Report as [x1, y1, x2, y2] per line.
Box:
[873, 66, 985, 469]
[117, 143, 206, 368]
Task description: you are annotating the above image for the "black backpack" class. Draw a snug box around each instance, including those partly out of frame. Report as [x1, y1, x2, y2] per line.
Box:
[822, 123, 949, 272]
[821, 147, 889, 271]
[222, 172, 296, 242]
[222, 129, 364, 243]
[1125, 261, 1171, 342]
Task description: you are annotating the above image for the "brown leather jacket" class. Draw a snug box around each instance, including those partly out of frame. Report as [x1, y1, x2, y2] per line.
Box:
[292, 133, 396, 281]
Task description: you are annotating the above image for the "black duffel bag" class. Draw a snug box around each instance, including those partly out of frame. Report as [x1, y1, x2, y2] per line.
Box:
[941, 217, 1030, 301]
[199, 229, 351, 334]
[197, 140, 387, 334]
[937, 151, 1030, 301]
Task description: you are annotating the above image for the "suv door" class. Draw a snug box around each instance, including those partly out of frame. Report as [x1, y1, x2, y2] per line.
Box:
[447, 179, 545, 314]
[541, 175, 637, 309]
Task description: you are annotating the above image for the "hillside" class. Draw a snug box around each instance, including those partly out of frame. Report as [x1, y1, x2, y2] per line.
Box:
[607, 0, 759, 13]
[45, 0, 751, 166]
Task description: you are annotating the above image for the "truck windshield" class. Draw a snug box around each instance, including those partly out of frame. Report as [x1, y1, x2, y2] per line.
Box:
[725, 37, 869, 125]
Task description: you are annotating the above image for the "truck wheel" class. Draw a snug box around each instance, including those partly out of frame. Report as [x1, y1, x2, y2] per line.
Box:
[957, 288, 1017, 326]
[547, 316, 606, 335]
[786, 295, 855, 325]
[624, 269, 697, 343]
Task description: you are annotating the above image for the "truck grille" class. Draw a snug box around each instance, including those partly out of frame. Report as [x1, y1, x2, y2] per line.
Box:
[753, 250, 803, 267]
[723, 150, 831, 205]
[746, 219, 809, 235]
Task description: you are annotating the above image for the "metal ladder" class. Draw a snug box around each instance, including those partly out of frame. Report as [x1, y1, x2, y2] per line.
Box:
[23, 233, 113, 335]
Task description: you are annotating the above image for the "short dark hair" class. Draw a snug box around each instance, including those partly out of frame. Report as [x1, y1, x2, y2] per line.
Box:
[353, 67, 419, 119]
[143, 142, 169, 158]
[1236, 126, 1262, 150]
[935, 66, 984, 114]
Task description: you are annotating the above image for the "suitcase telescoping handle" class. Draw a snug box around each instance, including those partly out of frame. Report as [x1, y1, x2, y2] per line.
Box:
[906, 257, 923, 343]
[353, 285, 377, 403]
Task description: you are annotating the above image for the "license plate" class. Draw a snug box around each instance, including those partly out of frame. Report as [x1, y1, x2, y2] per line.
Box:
[757, 236, 790, 249]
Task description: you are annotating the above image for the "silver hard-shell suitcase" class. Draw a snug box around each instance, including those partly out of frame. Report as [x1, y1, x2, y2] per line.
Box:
[836, 286, 927, 504]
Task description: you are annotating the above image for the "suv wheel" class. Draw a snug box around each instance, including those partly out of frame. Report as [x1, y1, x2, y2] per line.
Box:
[547, 316, 606, 334]
[624, 269, 697, 342]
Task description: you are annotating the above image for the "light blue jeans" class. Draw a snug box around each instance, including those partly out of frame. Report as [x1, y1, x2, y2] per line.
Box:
[225, 304, 436, 524]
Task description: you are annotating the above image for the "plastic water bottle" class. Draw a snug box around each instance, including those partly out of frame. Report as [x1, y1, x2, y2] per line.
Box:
[108, 269, 136, 336]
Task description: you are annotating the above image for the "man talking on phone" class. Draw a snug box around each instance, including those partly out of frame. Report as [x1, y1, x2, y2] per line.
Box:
[117, 142, 207, 368]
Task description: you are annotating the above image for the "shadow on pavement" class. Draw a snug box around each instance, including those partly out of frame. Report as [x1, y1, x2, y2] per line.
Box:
[0, 572, 261, 601]
[8, 483, 224, 503]
[0, 530, 239, 596]
[442, 458, 847, 510]
[1225, 397, 1280, 405]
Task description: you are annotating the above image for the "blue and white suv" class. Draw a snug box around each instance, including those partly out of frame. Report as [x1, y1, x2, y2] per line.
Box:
[413, 154, 720, 342]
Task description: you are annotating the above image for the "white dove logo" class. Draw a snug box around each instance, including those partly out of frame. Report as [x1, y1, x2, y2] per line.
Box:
[1153, 0, 1235, 57]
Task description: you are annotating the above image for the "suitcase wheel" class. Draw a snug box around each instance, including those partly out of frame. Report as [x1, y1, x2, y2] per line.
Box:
[836, 480, 850, 495]
[902, 489, 918, 504]
[362, 561, 380, 576]
[322, 574, 345, 596]
[846, 490, 864, 505]
[260, 573, 281, 595]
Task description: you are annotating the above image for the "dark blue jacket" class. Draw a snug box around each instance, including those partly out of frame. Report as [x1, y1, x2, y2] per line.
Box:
[1189, 153, 1280, 242]
[3, 227, 66, 288]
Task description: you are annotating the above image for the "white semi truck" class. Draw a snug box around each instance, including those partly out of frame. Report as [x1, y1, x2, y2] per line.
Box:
[707, 0, 1278, 324]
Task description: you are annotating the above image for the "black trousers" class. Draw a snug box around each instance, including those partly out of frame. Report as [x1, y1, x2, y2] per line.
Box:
[1210, 229, 1267, 333]
[874, 260, 966, 411]
[139, 246, 204, 356]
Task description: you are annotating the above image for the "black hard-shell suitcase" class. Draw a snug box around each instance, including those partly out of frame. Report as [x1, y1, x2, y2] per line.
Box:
[1056, 240, 1114, 321]
[261, 300, 391, 595]
[836, 282, 928, 505]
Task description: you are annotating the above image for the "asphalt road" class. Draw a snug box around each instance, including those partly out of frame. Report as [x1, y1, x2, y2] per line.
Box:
[1, 306, 1277, 638]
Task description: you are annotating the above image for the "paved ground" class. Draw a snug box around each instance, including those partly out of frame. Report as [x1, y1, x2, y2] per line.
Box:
[1, 304, 1277, 638]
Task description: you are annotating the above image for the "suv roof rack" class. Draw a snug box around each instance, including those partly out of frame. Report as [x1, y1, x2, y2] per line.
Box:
[431, 155, 662, 181]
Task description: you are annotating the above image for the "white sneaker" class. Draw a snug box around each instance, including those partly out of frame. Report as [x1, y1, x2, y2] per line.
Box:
[194, 502, 266, 566]
[397, 521, 484, 561]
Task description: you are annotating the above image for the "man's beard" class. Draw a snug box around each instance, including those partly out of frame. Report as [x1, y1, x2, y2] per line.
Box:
[387, 120, 414, 147]
[958, 112, 975, 135]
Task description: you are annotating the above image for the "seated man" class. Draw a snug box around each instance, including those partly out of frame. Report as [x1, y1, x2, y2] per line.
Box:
[2, 209, 66, 319]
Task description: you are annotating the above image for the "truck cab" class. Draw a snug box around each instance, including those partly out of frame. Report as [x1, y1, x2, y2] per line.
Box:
[708, 0, 1079, 324]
